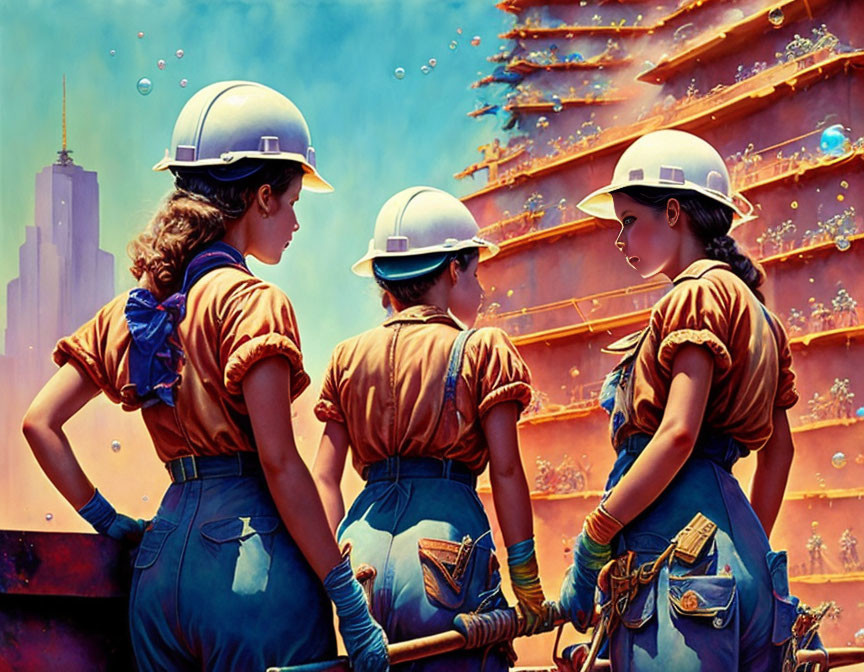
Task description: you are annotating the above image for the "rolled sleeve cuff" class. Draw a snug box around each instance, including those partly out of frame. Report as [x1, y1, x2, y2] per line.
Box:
[314, 399, 346, 424]
[657, 328, 731, 374]
[478, 381, 534, 418]
[52, 339, 122, 404]
[775, 385, 799, 409]
[224, 334, 310, 400]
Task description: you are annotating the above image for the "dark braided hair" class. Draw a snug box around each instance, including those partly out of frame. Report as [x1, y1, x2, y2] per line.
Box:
[616, 186, 765, 303]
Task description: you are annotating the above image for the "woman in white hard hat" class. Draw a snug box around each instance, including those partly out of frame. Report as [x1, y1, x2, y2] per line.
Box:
[22, 81, 388, 672]
[558, 129, 807, 670]
[312, 186, 548, 670]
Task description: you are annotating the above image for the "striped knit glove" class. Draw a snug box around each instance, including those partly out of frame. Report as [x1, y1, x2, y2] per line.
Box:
[559, 504, 623, 632]
[507, 537, 547, 634]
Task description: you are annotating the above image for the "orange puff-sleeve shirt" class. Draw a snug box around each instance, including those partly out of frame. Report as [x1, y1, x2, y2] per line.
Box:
[315, 305, 533, 476]
[53, 267, 310, 462]
[614, 259, 798, 452]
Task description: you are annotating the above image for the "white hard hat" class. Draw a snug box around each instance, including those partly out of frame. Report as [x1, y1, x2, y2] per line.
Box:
[577, 130, 754, 228]
[352, 186, 499, 279]
[153, 80, 332, 192]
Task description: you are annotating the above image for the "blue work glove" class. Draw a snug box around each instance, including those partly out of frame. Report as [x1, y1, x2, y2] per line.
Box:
[77, 489, 146, 544]
[323, 554, 389, 672]
[559, 532, 611, 632]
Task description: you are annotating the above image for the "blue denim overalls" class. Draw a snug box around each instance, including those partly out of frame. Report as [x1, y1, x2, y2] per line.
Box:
[337, 329, 510, 672]
[597, 326, 801, 672]
[125, 244, 336, 671]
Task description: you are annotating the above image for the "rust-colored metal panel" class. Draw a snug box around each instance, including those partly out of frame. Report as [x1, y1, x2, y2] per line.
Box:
[0, 530, 135, 671]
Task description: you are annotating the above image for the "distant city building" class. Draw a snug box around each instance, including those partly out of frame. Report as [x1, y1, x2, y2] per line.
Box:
[4, 75, 114, 403]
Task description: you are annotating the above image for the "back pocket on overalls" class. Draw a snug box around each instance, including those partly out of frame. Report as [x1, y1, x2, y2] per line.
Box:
[200, 515, 281, 596]
[418, 537, 478, 610]
[135, 518, 178, 570]
[668, 574, 740, 662]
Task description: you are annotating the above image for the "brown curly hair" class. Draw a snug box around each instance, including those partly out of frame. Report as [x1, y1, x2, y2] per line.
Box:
[128, 160, 305, 300]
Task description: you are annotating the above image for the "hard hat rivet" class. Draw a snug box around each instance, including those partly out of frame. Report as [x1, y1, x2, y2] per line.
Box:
[221, 153, 233, 162]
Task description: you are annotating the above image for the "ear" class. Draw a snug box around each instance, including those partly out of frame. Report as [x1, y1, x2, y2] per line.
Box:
[256, 184, 273, 217]
[666, 198, 681, 227]
[448, 259, 460, 286]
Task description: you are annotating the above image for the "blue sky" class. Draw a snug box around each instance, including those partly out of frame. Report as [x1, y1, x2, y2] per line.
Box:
[0, 0, 512, 380]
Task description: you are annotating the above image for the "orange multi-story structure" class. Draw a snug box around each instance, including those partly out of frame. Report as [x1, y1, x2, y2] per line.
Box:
[457, 0, 864, 666]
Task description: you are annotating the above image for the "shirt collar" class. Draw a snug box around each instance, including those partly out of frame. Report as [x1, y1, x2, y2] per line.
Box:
[382, 304, 461, 328]
[672, 259, 730, 284]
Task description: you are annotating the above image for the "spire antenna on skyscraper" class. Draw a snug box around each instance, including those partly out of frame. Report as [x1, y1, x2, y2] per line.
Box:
[56, 74, 74, 166]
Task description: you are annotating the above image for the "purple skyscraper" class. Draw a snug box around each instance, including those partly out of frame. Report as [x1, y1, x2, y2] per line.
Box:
[3, 76, 115, 414]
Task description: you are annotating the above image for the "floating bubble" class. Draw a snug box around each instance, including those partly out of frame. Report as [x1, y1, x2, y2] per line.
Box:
[394, 67, 406, 80]
[175, 49, 184, 59]
[142, 495, 149, 502]
[768, 8, 785, 27]
[420, 65, 431, 75]
[809, 277, 815, 283]
[790, 201, 798, 209]
[45, 513, 53, 521]
[456, 27, 463, 35]
[835, 236, 851, 252]
[558, 198, 567, 208]
[837, 194, 845, 202]
[179, 78, 188, 88]
[428, 58, 437, 68]
[841, 180, 849, 189]
[832, 452, 848, 469]
[157, 59, 166, 70]
[136, 77, 153, 95]
[569, 366, 580, 378]
[857, 406, 864, 418]
[536, 116, 549, 129]
[551, 95, 563, 112]
[111, 440, 121, 452]
[137, 31, 144, 39]
[471, 36, 482, 47]
[819, 124, 850, 157]
[506, 289, 514, 297]
[449, 40, 458, 50]
[109, 49, 116, 57]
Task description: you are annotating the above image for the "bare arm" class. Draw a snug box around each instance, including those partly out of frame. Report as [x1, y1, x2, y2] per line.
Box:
[312, 420, 350, 535]
[482, 401, 534, 546]
[602, 345, 714, 524]
[749, 407, 794, 538]
[21, 364, 101, 510]
[242, 356, 342, 581]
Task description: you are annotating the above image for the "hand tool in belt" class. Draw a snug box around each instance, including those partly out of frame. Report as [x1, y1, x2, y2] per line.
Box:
[267, 601, 566, 672]
[576, 512, 718, 672]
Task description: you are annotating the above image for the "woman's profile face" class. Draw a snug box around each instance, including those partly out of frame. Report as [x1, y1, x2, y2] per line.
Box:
[449, 256, 483, 328]
[611, 192, 679, 279]
[248, 174, 304, 265]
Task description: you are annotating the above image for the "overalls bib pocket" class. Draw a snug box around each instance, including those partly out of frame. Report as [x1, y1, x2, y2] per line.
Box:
[767, 550, 800, 645]
[135, 518, 178, 570]
[199, 515, 280, 596]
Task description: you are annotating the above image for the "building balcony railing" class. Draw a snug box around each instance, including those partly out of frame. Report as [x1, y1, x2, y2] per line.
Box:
[459, 50, 864, 201]
[638, 0, 834, 84]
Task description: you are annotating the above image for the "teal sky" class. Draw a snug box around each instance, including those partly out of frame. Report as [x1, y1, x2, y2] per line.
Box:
[0, 0, 511, 381]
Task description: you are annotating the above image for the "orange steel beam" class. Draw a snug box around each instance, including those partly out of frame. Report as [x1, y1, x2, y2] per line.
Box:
[785, 487, 864, 502]
[790, 324, 864, 350]
[460, 51, 864, 203]
[484, 216, 608, 262]
[638, 0, 834, 84]
[760, 232, 864, 267]
[511, 308, 651, 347]
[504, 96, 627, 113]
[501, 25, 652, 39]
[789, 571, 864, 584]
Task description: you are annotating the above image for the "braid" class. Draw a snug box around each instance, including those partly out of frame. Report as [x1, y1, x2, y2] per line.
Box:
[704, 235, 766, 303]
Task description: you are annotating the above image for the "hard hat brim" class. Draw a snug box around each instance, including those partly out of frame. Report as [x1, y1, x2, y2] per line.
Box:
[152, 152, 333, 193]
[372, 253, 452, 281]
[352, 238, 499, 278]
[576, 180, 756, 231]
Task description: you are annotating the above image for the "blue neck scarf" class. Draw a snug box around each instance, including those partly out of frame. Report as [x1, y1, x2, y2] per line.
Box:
[124, 241, 249, 407]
